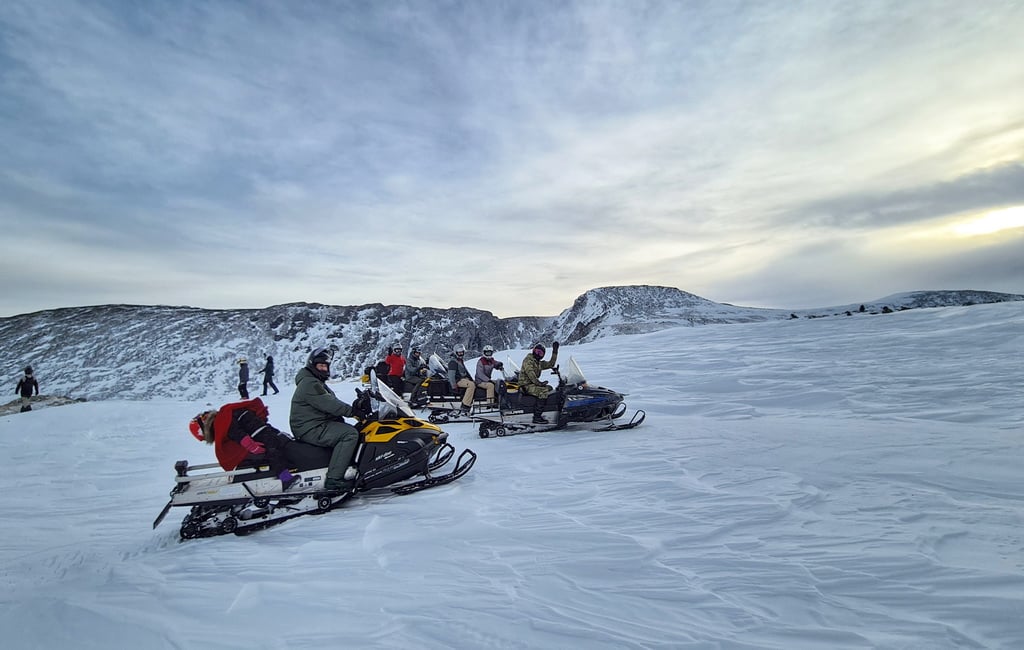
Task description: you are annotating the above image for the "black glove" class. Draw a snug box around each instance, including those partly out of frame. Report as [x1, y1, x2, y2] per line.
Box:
[496, 362, 504, 370]
[350, 403, 369, 420]
[552, 341, 560, 352]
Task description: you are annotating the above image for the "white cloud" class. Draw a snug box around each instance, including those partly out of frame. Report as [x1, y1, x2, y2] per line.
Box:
[1, 0, 1023, 317]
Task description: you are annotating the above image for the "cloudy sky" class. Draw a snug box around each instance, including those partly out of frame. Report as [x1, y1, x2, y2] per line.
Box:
[1, 0, 1022, 318]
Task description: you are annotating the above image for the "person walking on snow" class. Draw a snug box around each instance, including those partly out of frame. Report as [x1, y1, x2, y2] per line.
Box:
[238, 358, 250, 399]
[15, 366, 39, 413]
[260, 355, 279, 395]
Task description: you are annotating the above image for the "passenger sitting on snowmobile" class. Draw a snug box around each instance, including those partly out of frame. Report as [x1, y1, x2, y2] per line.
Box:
[189, 399, 300, 490]
[384, 344, 406, 395]
[519, 342, 559, 424]
[290, 346, 368, 494]
[447, 344, 475, 415]
[474, 345, 504, 407]
[403, 346, 429, 401]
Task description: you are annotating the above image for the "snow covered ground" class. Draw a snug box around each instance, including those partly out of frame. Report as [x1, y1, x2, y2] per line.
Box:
[1, 302, 1022, 649]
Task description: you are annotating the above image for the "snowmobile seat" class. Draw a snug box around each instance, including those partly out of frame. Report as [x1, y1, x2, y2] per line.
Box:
[426, 379, 490, 402]
[504, 389, 560, 412]
[284, 440, 333, 472]
[223, 441, 332, 482]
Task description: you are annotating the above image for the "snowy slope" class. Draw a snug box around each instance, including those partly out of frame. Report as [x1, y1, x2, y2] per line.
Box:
[2, 285, 1019, 403]
[1, 301, 1022, 648]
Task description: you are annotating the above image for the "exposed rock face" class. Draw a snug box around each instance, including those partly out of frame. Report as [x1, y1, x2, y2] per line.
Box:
[1, 286, 1019, 401]
[541, 286, 788, 344]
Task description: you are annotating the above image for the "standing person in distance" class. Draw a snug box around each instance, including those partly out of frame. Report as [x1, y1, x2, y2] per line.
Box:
[383, 344, 406, 395]
[519, 342, 559, 424]
[474, 344, 504, 407]
[447, 343, 475, 415]
[260, 354, 279, 396]
[15, 365, 39, 413]
[237, 358, 250, 399]
[290, 346, 368, 494]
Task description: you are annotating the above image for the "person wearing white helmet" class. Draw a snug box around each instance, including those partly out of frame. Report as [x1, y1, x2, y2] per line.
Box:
[474, 344, 505, 407]
[384, 344, 406, 395]
[447, 343, 475, 414]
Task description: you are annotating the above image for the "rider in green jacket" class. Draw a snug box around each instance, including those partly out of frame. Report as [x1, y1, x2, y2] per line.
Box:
[290, 347, 365, 493]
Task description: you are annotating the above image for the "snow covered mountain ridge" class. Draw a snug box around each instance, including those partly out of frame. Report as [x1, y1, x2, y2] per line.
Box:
[1, 285, 1020, 401]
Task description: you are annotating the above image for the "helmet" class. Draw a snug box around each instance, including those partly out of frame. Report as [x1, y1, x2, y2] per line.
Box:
[188, 411, 212, 442]
[532, 343, 545, 358]
[308, 346, 334, 366]
[307, 346, 333, 381]
[24, 366, 33, 374]
[392, 344, 402, 353]
[482, 345, 494, 356]
[411, 346, 421, 355]
[454, 343, 466, 355]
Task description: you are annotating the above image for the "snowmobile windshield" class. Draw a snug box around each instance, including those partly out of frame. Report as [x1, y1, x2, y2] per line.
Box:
[375, 376, 415, 418]
[428, 353, 447, 376]
[562, 356, 588, 387]
[506, 357, 520, 374]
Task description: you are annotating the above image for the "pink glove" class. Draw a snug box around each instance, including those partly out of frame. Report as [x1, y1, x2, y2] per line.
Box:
[240, 435, 266, 455]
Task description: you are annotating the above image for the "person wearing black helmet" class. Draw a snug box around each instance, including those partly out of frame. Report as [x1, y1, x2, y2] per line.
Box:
[16, 366, 39, 413]
[403, 346, 429, 403]
[289, 346, 366, 493]
[519, 342, 559, 423]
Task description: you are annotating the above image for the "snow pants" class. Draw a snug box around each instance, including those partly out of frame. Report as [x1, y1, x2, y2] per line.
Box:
[295, 420, 359, 482]
[476, 381, 496, 403]
[521, 384, 552, 416]
[456, 378, 475, 408]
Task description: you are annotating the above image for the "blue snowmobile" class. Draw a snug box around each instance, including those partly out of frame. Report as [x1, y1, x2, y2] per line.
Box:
[476, 356, 645, 438]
